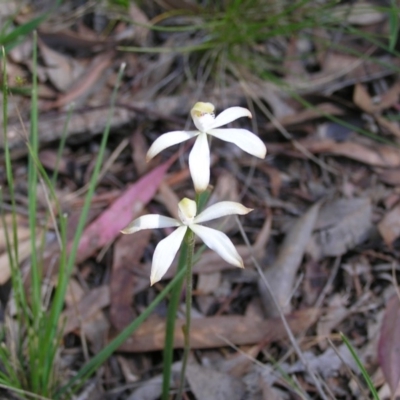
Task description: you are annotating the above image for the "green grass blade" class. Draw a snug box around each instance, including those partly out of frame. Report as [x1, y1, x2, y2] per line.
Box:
[388, 0, 399, 52]
[28, 32, 41, 324]
[340, 332, 379, 400]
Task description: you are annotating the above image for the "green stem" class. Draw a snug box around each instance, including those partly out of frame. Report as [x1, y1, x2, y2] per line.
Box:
[177, 230, 195, 400]
[162, 236, 188, 400]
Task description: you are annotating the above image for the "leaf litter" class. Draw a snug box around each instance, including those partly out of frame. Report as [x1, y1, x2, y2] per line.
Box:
[2, 1, 400, 399]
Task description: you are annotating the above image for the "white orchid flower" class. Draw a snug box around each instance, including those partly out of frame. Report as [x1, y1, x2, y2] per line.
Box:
[147, 102, 267, 192]
[121, 198, 252, 285]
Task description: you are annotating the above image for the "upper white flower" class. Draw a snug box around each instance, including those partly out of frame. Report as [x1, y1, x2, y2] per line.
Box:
[121, 198, 252, 285]
[146, 102, 267, 193]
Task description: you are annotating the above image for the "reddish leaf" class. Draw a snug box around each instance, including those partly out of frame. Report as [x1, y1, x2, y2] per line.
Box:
[76, 158, 172, 262]
[378, 294, 400, 395]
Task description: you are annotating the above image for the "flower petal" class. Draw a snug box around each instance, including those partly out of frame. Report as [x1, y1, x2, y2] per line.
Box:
[194, 201, 253, 224]
[150, 225, 188, 285]
[121, 215, 179, 234]
[146, 131, 198, 161]
[189, 133, 210, 193]
[210, 107, 252, 129]
[189, 224, 243, 268]
[209, 128, 266, 159]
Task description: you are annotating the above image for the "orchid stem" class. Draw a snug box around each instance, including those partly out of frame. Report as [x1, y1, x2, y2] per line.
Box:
[177, 229, 195, 400]
[162, 238, 188, 400]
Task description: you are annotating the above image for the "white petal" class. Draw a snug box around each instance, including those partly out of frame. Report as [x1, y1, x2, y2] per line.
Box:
[194, 201, 253, 224]
[146, 131, 198, 161]
[210, 107, 252, 129]
[178, 198, 197, 225]
[209, 128, 266, 159]
[189, 133, 210, 193]
[150, 226, 187, 285]
[121, 215, 179, 234]
[189, 224, 243, 268]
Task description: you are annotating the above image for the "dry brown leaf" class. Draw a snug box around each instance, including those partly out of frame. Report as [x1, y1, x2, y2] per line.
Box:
[317, 294, 350, 350]
[378, 202, 400, 246]
[379, 294, 400, 396]
[267, 139, 400, 168]
[354, 83, 374, 113]
[46, 52, 113, 110]
[117, 307, 319, 352]
[259, 202, 321, 317]
[38, 38, 85, 91]
[62, 285, 110, 334]
[131, 126, 150, 176]
[307, 198, 372, 259]
[376, 167, 400, 186]
[110, 231, 151, 331]
[354, 84, 400, 138]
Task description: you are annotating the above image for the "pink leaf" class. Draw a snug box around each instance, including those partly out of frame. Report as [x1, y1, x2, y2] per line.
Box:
[378, 294, 400, 395]
[75, 158, 173, 262]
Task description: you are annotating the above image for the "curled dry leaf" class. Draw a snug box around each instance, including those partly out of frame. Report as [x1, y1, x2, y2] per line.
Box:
[378, 202, 400, 247]
[378, 294, 400, 396]
[38, 38, 85, 92]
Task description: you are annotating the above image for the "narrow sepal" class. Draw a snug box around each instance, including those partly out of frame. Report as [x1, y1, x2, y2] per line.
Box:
[121, 215, 180, 234]
[189, 224, 244, 268]
[150, 226, 188, 285]
[194, 201, 253, 224]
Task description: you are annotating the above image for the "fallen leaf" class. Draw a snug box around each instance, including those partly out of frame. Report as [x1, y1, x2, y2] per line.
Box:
[375, 167, 400, 186]
[259, 202, 321, 317]
[378, 294, 400, 396]
[307, 198, 372, 259]
[185, 363, 246, 400]
[38, 38, 85, 91]
[117, 307, 319, 352]
[76, 158, 173, 262]
[267, 139, 400, 168]
[378, 202, 400, 246]
[110, 230, 151, 331]
[288, 345, 357, 378]
[62, 285, 110, 335]
[46, 52, 113, 109]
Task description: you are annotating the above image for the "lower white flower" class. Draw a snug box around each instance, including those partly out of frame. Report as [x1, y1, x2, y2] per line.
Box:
[121, 198, 252, 285]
